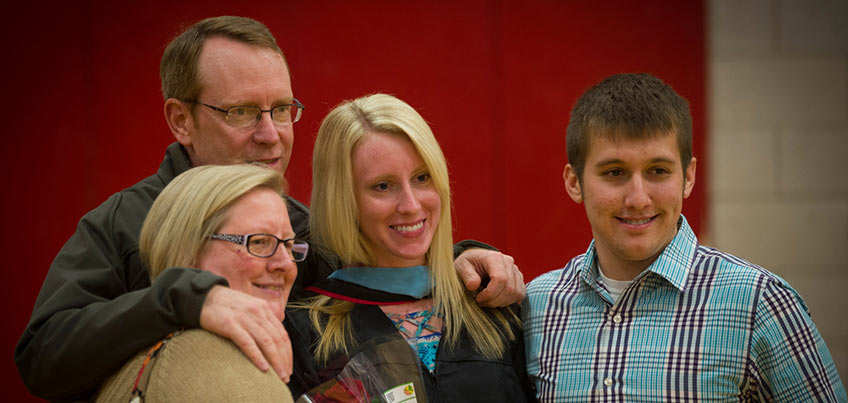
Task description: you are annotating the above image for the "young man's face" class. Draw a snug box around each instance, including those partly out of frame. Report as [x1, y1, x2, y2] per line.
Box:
[564, 132, 696, 279]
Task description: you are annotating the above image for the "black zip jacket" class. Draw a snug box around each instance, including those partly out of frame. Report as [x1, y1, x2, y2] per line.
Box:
[286, 303, 534, 402]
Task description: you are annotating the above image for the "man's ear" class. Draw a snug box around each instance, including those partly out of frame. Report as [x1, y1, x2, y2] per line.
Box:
[164, 98, 194, 147]
[563, 164, 583, 203]
[683, 157, 697, 199]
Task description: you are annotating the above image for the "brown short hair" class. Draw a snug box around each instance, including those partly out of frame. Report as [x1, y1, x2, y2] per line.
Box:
[160, 16, 285, 101]
[566, 73, 693, 182]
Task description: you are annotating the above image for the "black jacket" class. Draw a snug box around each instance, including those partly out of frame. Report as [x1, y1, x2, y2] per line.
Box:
[286, 303, 534, 402]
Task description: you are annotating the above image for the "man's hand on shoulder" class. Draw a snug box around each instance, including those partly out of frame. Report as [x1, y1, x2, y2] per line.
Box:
[199, 286, 292, 383]
[455, 248, 525, 308]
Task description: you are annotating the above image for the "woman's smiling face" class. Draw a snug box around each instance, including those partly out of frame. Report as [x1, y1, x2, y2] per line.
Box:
[352, 132, 441, 268]
[195, 187, 297, 321]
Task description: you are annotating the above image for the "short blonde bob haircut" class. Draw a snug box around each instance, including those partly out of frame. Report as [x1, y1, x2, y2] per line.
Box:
[308, 93, 516, 361]
[140, 164, 285, 279]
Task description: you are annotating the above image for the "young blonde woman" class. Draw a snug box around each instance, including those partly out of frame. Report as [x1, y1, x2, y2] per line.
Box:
[286, 94, 532, 401]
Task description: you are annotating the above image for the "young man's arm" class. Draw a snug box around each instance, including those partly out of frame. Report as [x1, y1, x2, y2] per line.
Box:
[751, 279, 847, 401]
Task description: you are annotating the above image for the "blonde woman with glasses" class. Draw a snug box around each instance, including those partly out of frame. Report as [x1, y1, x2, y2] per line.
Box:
[97, 164, 303, 402]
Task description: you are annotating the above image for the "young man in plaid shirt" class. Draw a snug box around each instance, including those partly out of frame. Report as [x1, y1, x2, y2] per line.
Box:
[524, 73, 845, 402]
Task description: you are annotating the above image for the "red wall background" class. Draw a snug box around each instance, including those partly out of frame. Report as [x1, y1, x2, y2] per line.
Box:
[3, 1, 704, 400]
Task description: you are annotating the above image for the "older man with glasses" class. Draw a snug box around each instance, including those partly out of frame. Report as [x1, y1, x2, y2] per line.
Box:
[15, 16, 525, 401]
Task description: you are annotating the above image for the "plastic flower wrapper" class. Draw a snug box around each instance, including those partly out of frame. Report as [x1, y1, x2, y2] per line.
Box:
[296, 335, 427, 403]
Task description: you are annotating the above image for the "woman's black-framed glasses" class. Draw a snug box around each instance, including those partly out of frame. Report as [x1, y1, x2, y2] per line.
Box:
[210, 233, 308, 262]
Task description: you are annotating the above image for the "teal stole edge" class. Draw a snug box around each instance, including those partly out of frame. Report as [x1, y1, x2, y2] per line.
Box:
[327, 265, 432, 299]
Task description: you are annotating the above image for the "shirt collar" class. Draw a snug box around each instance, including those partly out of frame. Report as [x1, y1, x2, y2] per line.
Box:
[648, 215, 698, 290]
[578, 215, 699, 292]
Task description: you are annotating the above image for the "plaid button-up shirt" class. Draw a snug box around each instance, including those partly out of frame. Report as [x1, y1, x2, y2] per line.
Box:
[524, 216, 846, 402]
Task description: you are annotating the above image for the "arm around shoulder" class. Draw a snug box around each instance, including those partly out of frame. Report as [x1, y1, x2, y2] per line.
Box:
[15, 193, 226, 400]
[454, 242, 526, 308]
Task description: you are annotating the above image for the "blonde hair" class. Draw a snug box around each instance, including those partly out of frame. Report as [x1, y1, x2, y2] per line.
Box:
[308, 93, 516, 361]
[140, 164, 285, 279]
